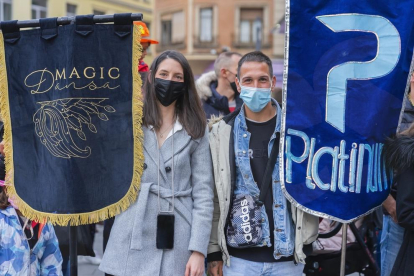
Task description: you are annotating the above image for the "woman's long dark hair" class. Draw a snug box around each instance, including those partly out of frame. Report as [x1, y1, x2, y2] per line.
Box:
[143, 50, 206, 139]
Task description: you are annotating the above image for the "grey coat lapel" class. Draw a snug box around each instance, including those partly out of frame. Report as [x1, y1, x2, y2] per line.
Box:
[161, 129, 191, 163]
[143, 127, 168, 182]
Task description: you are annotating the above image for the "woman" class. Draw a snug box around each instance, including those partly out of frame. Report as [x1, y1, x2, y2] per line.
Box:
[100, 50, 214, 276]
[0, 182, 63, 275]
[384, 122, 414, 276]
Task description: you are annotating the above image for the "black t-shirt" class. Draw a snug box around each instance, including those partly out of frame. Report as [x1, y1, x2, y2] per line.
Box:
[228, 114, 293, 262]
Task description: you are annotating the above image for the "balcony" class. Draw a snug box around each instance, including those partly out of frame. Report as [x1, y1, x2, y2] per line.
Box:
[193, 35, 218, 49]
[231, 33, 272, 49]
[156, 41, 186, 52]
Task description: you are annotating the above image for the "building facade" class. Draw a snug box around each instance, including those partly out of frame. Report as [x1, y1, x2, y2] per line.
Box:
[153, 0, 285, 75]
[0, 0, 154, 62]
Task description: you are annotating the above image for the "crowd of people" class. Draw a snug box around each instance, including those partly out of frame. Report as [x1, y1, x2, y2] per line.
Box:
[0, 22, 414, 276]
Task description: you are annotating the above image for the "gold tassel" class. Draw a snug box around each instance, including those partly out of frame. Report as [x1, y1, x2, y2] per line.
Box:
[0, 26, 145, 226]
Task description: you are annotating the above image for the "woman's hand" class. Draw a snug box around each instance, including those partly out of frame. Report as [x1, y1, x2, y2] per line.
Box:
[185, 251, 205, 276]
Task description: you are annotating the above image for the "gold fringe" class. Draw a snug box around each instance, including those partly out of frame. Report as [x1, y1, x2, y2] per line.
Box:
[0, 26, 145, 226]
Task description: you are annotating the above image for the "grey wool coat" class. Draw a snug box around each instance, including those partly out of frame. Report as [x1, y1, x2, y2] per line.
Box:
[99, 125, 214, 276]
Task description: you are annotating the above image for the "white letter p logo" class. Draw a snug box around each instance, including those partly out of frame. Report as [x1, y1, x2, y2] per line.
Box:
[317, 14, 401, 133]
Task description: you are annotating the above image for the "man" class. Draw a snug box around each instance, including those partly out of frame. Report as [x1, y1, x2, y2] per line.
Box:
[196, 52, 243, 119]
[133, 22, 158, 73]
[207, 51, 319, 276]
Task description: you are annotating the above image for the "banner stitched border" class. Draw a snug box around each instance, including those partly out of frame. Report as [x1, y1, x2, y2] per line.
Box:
[0, 25, 144, 226]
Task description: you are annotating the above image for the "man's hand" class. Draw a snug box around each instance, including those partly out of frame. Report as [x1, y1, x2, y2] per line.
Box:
[185, 251, 205, 276]
[207, 261, 223, 276]
[383, 194, 398, 223]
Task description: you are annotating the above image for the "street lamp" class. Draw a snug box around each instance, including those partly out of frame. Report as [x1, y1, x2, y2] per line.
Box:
[255, 16, 262, 51]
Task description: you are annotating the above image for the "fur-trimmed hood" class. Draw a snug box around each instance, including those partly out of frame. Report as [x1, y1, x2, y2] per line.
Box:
[384, 135, 414, 173]
[207, 115, 223, 131]
[196, 71, 217, 100]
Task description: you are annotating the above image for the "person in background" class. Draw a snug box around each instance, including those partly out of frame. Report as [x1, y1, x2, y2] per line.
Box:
[133, 21, 159, 73]
[380, 72, 414, 276]
[196, 52, 243, 119]
[384, 119, 414, 275]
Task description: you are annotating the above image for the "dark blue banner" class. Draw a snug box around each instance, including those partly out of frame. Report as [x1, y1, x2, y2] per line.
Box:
[0, 15, 144, 225]
[280, 1, 414, 222]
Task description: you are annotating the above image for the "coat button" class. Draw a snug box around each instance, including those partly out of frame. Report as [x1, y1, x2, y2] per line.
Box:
[243, 134, 247, 138]
[261, 218, 265, 223]
[165, 166, 171, 172]
[275, 204, 281, 208]
[242, 150, 246, 154]
[143, 163, 147, 170]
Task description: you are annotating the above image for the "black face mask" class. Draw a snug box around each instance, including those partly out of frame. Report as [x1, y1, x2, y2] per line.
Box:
[230, 82, 238, 94]
[226, 70, 238, 94]
[154, 78, 186, 107]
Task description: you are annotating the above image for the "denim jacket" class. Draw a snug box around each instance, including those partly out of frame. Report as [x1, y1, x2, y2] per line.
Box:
[233, 100, 295, 259]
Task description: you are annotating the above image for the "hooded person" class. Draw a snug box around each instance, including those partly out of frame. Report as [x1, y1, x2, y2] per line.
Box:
[381, 73, 414, 276]
[383, 121, 414, 276]
[196, 52, 243, 119]
[0, 181, 63, 276]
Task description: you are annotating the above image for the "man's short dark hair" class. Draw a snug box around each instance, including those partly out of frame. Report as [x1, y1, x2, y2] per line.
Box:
[237, 51, 273, 78]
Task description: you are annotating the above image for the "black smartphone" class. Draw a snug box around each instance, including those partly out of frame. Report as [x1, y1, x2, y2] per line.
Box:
[156, 213, 175, 250]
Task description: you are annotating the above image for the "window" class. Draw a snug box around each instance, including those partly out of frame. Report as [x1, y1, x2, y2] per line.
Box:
[239, 8, 263, 44]
[171, 11, 185, 43]
[0, 0, 11, 21]
[161, 20, 172, 45]
[240, 20, 250, 43]
[199, 8, 212, 42]
[32, 0, 47, 19]
[66, 4, 77, 17]
[93, 10, 105, 15]
[161, 11, 185, 46]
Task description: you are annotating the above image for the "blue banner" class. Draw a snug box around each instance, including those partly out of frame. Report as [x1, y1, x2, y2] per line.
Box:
[0, 15, 144, 225]
[280, 1, 414, 222]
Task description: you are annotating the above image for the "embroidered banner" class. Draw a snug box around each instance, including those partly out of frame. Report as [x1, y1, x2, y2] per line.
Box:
[280, 1, 414, 222]
[0, 14, 144, 225]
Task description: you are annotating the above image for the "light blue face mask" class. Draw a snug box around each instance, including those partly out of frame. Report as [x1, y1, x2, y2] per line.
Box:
[239, 85, 272, 112]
